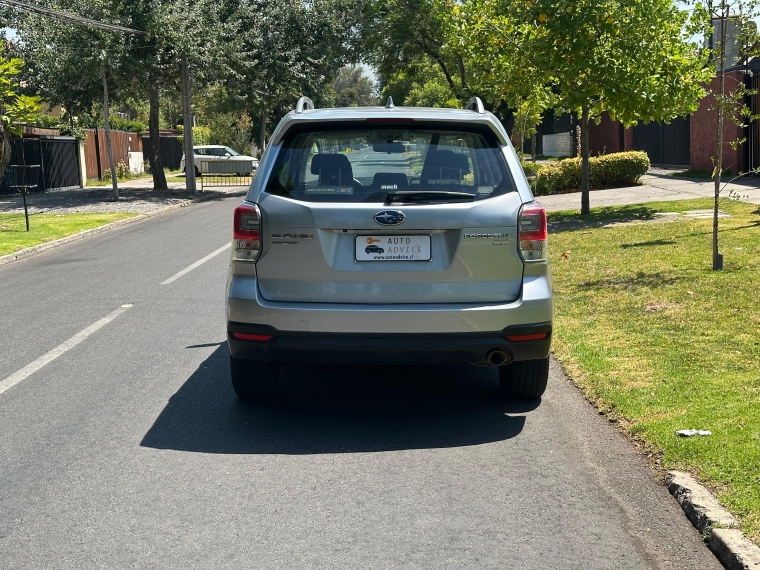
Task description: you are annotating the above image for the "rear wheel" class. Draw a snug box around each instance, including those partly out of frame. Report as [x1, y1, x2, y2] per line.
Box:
[230, 355, 279, 401]
[498, 357, 549, 399]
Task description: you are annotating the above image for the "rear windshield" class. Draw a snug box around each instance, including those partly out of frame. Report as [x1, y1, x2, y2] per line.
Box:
[264, 124, 515, 202]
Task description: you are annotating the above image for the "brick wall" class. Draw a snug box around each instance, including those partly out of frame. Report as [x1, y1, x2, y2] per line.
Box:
[589, 112, 622, 155]
[690, 72, 745, 174]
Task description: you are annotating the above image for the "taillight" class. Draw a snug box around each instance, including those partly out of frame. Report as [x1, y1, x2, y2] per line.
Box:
[233, 202, 261, 262]
[518, 203, 547, 262]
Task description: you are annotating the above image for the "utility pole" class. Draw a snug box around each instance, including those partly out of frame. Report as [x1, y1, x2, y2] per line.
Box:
[100, 60, 119, 200]
[181, 56, 196, 194]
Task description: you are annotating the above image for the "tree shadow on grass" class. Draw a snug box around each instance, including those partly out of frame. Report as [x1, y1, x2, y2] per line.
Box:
[620, 239, 676, 249]
[547, 206, 657, 233]
[140, 345, 531, 455]
[578, 271, 683, 291]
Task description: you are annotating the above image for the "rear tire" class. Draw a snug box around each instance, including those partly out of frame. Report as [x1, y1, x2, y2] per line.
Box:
[498, 357, 549, 399]
[230, 355, 279, 401]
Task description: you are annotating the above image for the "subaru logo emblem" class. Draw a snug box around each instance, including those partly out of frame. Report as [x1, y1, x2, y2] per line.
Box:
[374, 210, 405, 225]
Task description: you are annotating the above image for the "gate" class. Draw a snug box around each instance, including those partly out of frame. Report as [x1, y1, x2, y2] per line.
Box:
[0, 136, 81, 196]
[632, 117, 690, 166]
[41, 137, 81, 190]
[199, 160, 253, 190]
[142, 135, 183, 171]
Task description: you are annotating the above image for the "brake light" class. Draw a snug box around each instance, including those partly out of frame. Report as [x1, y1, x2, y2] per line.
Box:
[518, 204, 547, 262]
[233, 202, 261, 262]
[365, 118, 415, 124]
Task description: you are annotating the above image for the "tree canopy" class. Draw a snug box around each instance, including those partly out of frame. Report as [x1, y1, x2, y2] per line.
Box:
[451, 0, 711, 212]
[333, 65, 378, 107]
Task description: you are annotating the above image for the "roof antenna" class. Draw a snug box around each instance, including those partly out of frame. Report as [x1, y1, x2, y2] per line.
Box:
[385, 96, 395, 109]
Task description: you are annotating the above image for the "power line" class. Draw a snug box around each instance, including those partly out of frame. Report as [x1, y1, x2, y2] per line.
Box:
[0, 0, 147, 35]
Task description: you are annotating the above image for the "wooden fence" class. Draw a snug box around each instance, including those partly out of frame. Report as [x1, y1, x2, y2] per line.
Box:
[83, 129, 144, 180]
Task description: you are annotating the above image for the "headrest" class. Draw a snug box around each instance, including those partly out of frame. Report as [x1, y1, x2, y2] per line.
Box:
[423, 150, 470, 175]
[310, 154, 352, 175]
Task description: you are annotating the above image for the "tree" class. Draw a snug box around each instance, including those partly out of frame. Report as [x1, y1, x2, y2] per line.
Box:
[333, 65, 378, 107]
[703, 0, 760, 270]
[454, 0, 711, 214]
[10, 1, 134, 198]
[359, 0, 469, 100]
[13, 0, 231, 194]
[0, 50, 40, 178]
[229, 0, 355, 152]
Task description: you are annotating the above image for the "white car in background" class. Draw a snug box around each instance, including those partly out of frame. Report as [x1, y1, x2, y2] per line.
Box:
[181, 145, 259, 176]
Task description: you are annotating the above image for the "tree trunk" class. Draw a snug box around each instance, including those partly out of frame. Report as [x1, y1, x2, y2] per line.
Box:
[581, 105, 590, 215]
[0, 119, 11, 180]
[100, 61, 118, 201]
[148, 78, 168, 192]
[456, 53, 468, 90]
[531, 132, 537, 162]
[713, 1, 727, 271]
[181, 56, 196, 194]
[259, 108, 266, 156]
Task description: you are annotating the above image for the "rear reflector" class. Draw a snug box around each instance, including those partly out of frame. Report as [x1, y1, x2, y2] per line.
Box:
[233, 202, 261, 262]
[518, 203, 548, 262]
[231, 332, 273, 342]
[507, 333, 549, 342]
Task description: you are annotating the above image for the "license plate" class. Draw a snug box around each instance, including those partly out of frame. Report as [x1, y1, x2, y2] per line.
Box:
[355, 235, 431, 261]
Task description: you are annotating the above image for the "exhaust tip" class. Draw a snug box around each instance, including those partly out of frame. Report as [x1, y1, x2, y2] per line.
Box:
[487, 350, 509, 366]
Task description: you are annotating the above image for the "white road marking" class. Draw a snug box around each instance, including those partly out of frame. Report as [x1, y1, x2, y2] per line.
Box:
[0, 304, 133, 398]
[160, 243, 231, 285]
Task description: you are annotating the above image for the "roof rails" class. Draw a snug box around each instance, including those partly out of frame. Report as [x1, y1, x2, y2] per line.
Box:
[295, 96, 314, 114]
[465, 97, 485, 114]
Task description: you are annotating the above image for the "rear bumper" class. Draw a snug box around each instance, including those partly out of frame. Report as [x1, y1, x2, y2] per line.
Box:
[228, 322, 551, 365]
[226, 269, 553, 335]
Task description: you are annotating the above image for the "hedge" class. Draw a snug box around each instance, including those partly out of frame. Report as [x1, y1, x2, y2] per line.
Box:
[529, 151, 650, 196]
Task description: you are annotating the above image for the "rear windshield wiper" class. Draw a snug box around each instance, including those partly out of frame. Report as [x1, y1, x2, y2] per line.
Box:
[385, 191, 476, 204]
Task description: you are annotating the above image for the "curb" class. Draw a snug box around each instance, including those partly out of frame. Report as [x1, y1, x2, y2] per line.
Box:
[0, 190, 236, 268]
[667, 471, 760, 569]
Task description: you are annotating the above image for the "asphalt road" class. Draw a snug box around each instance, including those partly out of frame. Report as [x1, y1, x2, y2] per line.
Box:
[0, 196, 723, 569]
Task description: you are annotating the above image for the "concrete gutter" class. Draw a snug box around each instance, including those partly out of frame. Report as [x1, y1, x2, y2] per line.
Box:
[0, 190, 243, 268]
[667, 471, 760, 569]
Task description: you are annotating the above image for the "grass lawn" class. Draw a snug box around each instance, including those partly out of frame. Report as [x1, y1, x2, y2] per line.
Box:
[548, 197, 760, 543]
[667, 168, 729, 179]
[0, 213, 138, 256]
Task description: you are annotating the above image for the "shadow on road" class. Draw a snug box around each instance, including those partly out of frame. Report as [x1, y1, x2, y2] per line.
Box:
[140, 345, 532, 455]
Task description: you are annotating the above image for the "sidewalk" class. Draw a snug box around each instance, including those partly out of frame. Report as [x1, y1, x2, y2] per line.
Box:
[538, 169, 760, 212]
[0, 179, 248, 216]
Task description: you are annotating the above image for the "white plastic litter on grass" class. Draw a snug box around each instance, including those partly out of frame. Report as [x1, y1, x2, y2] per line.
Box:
[676, 429, 712, 437]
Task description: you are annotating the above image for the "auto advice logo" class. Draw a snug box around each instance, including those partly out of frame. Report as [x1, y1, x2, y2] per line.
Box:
[374, 210, 405, 226]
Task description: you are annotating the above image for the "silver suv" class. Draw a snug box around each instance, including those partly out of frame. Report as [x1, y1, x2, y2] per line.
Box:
[226, 97, 553, 400]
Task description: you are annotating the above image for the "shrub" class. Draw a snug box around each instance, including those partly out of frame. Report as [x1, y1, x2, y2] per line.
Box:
[176, 125, 211, 148]
[90, 116, 146, 133]
[101, 160, 136, 181]
[530, 151, 650, 195]
[520, 160, 543, 178]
